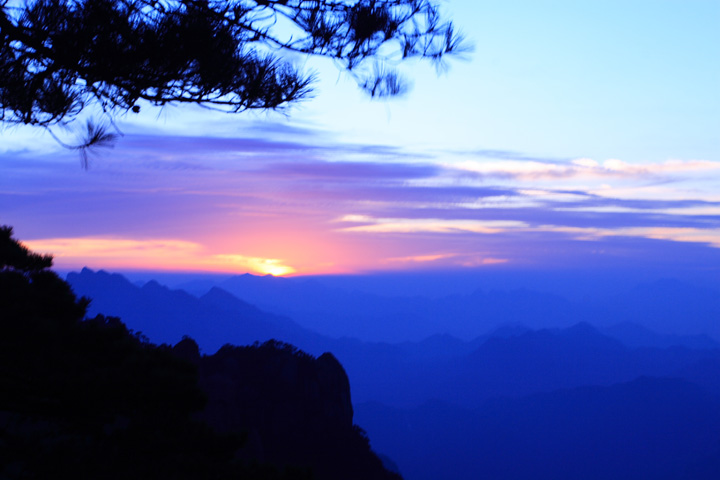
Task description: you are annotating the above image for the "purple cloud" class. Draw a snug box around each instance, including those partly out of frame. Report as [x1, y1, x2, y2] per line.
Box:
[259, 161, 441, 181]
[3, 129, 719, 276]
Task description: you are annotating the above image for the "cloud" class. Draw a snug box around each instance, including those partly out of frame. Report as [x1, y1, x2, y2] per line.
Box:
[522, 225, 720, 250]
[382, 252, 509, 268]
[336, 215, 527, 234]
[604, 227, 720, 249]
[22, 237, 297, 275]
[335, 211, 720, 252]
[242, 119, 326, 138]
[106, 129, 423, 171]
[457, 256, 509, 267]
[23, 237, 202, 264]
[447, 157, 720, 182]
[5, 130, 720, 275]
[456, 149, 572, 164]
[385, 253, 458, 264]
[259, 160, 441, 181]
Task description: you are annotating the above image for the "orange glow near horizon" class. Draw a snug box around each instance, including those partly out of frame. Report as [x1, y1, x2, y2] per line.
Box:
[21, 229, 385, 276]
[22, 230, 512, 276]
[23, 222, 720, 277]
[22, 237, 301, 276]
[212, 254, 296, 276]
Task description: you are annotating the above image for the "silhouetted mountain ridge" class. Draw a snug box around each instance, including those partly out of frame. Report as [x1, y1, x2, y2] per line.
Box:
[601, 321, 720, 349]
[198, 272, 720, 342]
[1, 229, 400, 480]
[59, 263, 720, 480]
[215, 273, 579, 341]
[67, 268, 327, 353]
[67, 268, 720, 408]
[361, 322, 720, 407]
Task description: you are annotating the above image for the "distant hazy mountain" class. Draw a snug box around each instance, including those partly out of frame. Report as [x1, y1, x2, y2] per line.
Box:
[65, 268, 720, 409]
[213, 273, 582, 342]
[65, 267, 720, 480]
[601, 321, 720, 349]
[356, 377, 720, 480]
[347, 322, 720, 407]
[67, 268, 326, 353]
[203, 273, 720, 342]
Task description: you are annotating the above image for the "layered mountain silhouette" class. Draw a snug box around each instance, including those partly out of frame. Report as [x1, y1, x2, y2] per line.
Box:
[600, 321, 720, 349]
[212, 273, 580, 341]
[67, 268, 326, 353]
[1, 229, 400, 480]
[172, 272, 720, 342]
[63, 266, 720, 480]
[342, 322, 720, 407]
[68, 268, 720, 408]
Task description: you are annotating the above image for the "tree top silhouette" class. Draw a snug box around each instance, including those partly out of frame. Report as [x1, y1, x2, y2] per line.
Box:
[0, 0, 467, 131]
[0, 225, 53, 274]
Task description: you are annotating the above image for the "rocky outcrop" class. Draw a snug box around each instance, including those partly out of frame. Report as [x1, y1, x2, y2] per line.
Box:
[192, 339, 400, 480]
[3, 227, 396, 479]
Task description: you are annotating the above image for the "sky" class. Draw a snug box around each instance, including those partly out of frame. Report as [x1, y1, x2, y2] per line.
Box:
[2, 0, 719, 281]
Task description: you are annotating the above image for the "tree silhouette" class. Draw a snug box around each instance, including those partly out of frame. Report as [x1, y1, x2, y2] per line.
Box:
[1, 0, 466, 153]
[0, 225, 53, 272]
[0, 226, 401, 479]
[0, 226, 229, 478]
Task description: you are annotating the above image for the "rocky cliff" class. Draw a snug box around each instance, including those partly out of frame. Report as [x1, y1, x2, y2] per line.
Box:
[175, 337, 399, 480]
[0, 226, 400, 480]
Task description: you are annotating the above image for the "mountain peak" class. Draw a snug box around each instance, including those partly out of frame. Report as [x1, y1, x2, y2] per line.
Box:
[200, 286, 255, 311]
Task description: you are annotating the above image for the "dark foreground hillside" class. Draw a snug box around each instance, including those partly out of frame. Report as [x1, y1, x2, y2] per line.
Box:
[0, 226, 399, 480]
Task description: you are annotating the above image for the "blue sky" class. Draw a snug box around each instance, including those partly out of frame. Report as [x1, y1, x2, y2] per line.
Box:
[1, 0, 719, 279]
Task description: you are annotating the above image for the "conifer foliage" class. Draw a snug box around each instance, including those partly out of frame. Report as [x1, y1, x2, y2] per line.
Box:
[0, 0, 465, 128]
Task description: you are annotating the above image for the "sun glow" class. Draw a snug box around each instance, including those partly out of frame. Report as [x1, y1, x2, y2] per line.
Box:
[212, 254, 296, 276]
[23, 237, 297, 276]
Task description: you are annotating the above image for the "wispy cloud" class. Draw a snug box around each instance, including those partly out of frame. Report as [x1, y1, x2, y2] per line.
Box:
[447, 157, 720, 181]
[23, 237, 297, 275]
[337, 215, 527, 234]
[335, 214, 720, 251]
[382, 252, 509, 268]
[4, 130, 719, 275]
[603, 227, 720, 249]
[385, 253, 458, 264]
[259, 160, 441, 181]
[23, 237, 203, 266]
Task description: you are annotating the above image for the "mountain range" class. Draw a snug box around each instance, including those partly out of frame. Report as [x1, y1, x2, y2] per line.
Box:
[66, 268, 720, 479]
[176, 272, 720, 342]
